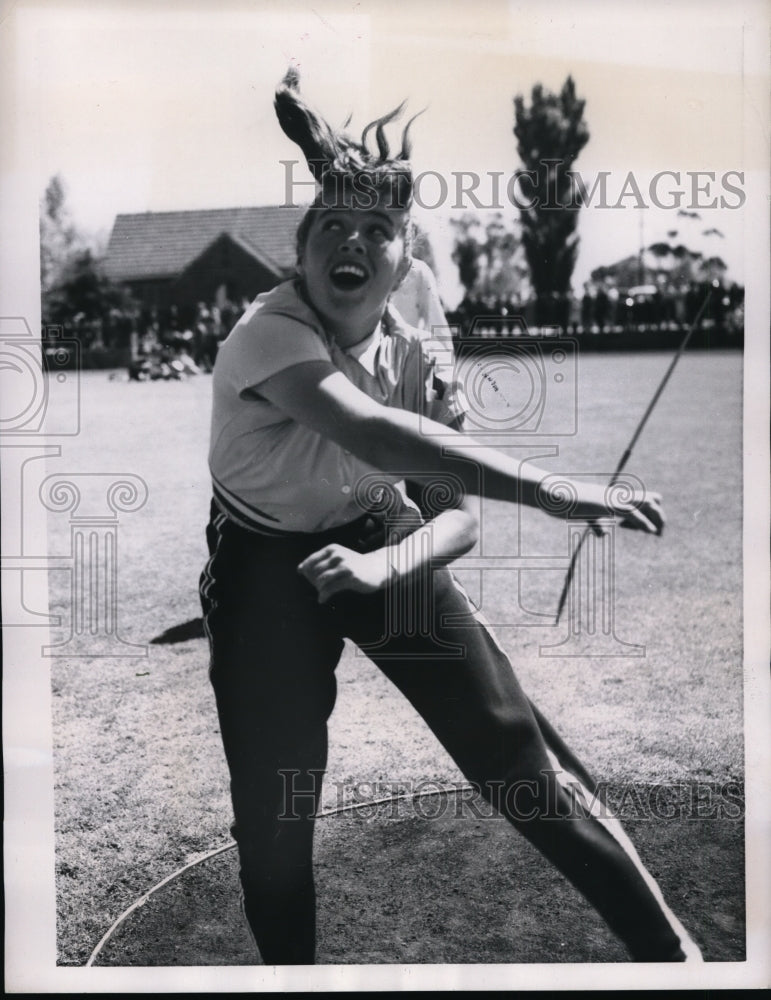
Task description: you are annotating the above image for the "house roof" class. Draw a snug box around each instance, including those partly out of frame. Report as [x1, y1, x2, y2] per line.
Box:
[103, 205, 306, 282]
[179, 230, 287, 279]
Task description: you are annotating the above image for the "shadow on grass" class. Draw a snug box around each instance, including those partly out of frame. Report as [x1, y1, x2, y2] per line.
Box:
[91, 788, 744, 966]
[149, 617, 205, 644]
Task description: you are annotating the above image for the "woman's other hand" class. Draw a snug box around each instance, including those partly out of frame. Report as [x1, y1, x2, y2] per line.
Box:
[298, 544, 393, 603]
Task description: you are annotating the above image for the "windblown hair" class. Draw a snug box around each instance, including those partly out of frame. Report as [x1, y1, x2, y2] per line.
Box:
[274, 66, 420, 211]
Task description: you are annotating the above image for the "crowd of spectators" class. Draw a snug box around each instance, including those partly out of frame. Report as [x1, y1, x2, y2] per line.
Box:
[43, 277, 743, 377]
[125, 301, 249, 381]
[447, 279, 744, 340]
[42, 299, 251, 379]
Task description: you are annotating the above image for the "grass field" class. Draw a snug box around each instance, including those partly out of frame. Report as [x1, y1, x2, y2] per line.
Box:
[43, 349, 744, 965]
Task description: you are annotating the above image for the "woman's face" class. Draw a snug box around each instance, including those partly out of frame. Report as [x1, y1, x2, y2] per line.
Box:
[300, 204, 409, 338]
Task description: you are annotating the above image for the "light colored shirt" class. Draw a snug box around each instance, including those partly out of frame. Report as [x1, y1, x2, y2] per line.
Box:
[209, 280, 464, 533]
[389, 258, 447, 333]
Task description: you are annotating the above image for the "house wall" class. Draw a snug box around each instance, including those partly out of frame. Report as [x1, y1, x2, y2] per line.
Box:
[171, 238, 286, 309]
[125, 277, 174, 311]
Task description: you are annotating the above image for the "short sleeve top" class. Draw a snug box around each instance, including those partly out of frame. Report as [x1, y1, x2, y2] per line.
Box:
[389, 258, 448, 333]
[209, 280, 464, 534]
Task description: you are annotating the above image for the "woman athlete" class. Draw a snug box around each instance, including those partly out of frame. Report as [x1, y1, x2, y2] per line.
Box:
[199, 68, 702, 965]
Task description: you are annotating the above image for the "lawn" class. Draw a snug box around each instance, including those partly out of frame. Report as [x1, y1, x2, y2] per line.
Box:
[42, 348, 744, 965]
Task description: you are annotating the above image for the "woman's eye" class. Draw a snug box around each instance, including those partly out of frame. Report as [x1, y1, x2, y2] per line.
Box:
[322, 219, 343, 232]
[368, 226, 390, 242]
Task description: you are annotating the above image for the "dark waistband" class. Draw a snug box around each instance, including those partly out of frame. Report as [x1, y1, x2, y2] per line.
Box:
[209, 497, 384, 550]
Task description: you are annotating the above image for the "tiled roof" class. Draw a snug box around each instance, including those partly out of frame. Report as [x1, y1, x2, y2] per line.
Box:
[103, 205, 306, 282]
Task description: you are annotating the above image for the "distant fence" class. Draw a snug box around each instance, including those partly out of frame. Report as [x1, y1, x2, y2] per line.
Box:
[448, 318, 743, 354]
[42, 317, 743, 373]
[42, 343, 132, 371]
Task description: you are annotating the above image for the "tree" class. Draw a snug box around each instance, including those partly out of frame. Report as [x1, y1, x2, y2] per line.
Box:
[478, 213, 529, 302]
[40, 174, 80, 293]
[42, 248, 135, 329]
[644, 212, 730, 289]
[450, 214, 483, 296]
[450, 212, 529, 302]
[39, 175, 136, 337]
[513, 77, 590, 322]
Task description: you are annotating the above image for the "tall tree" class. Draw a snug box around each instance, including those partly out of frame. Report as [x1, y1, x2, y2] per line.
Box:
[39, 175, 136, 331]
[40, 174, 79, 293]
[42, 248, 135, 328]
[478, 213, 529, 302]
[513, 77, 590, 322]
[450, 213, 483, 296]
[450, 212, 528, 302]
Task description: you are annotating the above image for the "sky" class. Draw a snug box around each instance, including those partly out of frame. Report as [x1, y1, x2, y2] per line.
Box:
[6, 0, 768, 304]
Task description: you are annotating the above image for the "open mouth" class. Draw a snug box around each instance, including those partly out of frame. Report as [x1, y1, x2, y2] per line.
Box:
[330, 262, 369, 291]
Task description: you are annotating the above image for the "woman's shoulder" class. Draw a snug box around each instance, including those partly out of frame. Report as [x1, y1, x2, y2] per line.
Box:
[384, 303, 425, 346]
[236, 280, 325, 337]
[215, 280, 331, 384]
[385, 304, 454, 361]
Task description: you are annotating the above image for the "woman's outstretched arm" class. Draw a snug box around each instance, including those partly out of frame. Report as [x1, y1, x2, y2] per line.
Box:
[257, 360, 665, 534]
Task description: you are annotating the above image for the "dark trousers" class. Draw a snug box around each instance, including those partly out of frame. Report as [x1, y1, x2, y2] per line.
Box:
[200, 503, 696, 965]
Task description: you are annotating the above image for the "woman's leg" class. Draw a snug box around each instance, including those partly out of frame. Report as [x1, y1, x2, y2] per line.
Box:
[200, 510, 344, 964]
[332, 566, 701, 962]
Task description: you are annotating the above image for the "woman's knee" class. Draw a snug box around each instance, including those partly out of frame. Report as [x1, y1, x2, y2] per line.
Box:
[460, 710, 551, 790]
